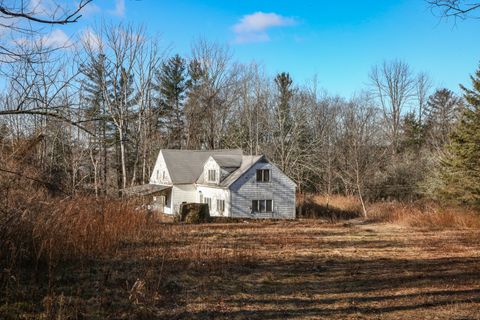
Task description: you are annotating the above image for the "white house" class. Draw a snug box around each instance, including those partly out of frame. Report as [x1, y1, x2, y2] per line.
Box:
[127, 149, 296, 219]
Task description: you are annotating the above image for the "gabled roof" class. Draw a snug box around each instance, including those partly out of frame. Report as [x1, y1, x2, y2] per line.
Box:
[219, 155, 265, 187]
[161, 149, 242, 184]
[212, 154, 242, 168]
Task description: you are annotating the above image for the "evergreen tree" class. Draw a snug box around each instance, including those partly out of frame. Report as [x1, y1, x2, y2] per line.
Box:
[274, 72, 294, 133]
[273, 72, 295, 172]
[79, 53, 114, 194]
[438, 66, 480, 207]
[424, 88, 462, 147]
[156, 54, 188, 148]
[400, 112, 425, 152]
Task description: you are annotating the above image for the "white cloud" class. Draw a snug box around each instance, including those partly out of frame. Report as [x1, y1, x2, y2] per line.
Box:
[79, 1, 102, 17]
[109, 0, 125, 17]
[233, 12, 296, 44]
[28, 0, 49, 14]
[81, 28, 102, 51]
[42, 29, 72, 48]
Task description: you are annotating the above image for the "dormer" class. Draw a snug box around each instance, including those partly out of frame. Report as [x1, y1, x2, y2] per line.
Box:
[198, 154, 242, 185]
[150, 150, 173, 185]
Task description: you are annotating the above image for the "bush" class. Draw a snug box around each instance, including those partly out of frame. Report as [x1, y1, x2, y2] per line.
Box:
[178, 203, 210, 224]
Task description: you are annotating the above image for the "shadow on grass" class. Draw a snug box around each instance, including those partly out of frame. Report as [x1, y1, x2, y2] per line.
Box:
[168, 255, 480, 319]
[4, 223, 480, 320]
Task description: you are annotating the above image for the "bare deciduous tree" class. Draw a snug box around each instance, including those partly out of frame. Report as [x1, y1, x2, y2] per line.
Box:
[369, 60, 416, 154]
[427, 0, 480, 19]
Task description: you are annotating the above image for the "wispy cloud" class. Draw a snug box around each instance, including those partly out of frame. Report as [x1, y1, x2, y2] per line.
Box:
[79, 1, 101, 17]
[233, 12, 296, 44]
[109, 0, 125, 17]
[81, 28, 102, 51]
[42, 29, 72, 48]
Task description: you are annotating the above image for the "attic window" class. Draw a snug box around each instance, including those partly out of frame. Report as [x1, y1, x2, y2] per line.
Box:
[208, 170, 217, 182]
[256, 169, 270, 182]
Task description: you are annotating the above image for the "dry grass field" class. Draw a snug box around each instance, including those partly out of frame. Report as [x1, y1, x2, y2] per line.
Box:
[2, 211, 480, 319]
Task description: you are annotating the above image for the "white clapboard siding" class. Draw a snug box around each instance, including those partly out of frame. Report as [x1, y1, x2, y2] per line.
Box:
[150, 151, 172, 185]
[230, 160, 296, 219]
[171, 184, 197, 214]
[196, 186, 230, 217]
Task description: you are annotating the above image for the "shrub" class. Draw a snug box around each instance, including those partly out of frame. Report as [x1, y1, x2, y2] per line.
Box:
[178, 203, 210, 224]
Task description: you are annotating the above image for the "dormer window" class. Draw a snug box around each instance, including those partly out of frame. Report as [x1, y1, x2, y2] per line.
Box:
[256, 169, 270, 182]
[208, 169, 217, 182]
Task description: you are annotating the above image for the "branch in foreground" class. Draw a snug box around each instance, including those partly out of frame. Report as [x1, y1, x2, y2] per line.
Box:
[0, 109, 94, 135]
[0, 0, 93, 25]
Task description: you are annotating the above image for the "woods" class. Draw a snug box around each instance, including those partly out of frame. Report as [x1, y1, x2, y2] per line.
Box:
[0, 20, 479, 208]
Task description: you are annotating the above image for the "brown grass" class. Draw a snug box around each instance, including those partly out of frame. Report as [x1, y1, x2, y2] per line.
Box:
[3, 219, 479, 319]
[297, 194, 480, 229]
[367, 201, 480, 229]
[297, 194, 363, 220]
[0, 196, 150, 270]
[2, 193, 480, 319]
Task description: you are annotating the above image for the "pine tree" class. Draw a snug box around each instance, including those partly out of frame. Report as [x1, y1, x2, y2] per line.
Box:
[439, 66, 480, 207]
[400, 112, 424, 152]
[424, 88, 462, 148]
[155, 54, 188, 148]
[273, 72, 295, 172]
[275, 72, 293, 134]
[79, 53, 114, 194]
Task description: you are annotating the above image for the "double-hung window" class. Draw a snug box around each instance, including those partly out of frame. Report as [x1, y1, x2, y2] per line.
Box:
[217, 199, 225, 214]
[252, 200, 273, 213]
[208, 170, 217, 182]
[256, 169, 270, 182]
[204, 197, 212, 209]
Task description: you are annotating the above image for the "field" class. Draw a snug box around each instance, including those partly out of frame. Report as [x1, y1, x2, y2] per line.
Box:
[3, 214, 480, 319]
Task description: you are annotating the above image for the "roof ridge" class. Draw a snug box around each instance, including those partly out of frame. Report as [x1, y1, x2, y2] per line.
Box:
[162, 149, 242, 153]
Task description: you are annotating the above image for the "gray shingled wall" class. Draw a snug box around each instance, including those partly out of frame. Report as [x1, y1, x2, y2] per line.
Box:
[230, 160, 296, 219]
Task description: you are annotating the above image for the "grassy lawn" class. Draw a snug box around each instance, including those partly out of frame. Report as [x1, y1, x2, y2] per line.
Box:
[2, 219, 480, 319]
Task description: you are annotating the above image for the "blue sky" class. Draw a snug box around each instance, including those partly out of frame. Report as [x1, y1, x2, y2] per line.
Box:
[60, 0, 480, 97]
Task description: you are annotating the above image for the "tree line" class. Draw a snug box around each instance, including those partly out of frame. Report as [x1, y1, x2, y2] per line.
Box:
[0, 22, 479, 210]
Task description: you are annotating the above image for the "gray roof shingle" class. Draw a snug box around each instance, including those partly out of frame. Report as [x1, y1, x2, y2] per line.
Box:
[162, 149, 243, 184]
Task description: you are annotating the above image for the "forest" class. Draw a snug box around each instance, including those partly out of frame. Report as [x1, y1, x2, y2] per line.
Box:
[1, 21, 479, 213]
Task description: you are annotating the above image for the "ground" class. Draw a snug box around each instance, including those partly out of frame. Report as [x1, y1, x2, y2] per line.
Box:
[3, 219, 480, 319]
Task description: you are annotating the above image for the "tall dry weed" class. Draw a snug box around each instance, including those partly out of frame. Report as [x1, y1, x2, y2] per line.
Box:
[367, 201, 480, 229]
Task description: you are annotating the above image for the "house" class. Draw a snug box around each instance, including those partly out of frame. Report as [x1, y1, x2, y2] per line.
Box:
[125, 149, 296, 219]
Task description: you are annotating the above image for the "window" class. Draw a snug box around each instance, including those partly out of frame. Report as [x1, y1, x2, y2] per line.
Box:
[204, 197, 212, 209]
[217, 199, 225, 214]
[208, 170, 217, 182]
[256, 169, 270, 182]
[162, 170, 166, 180]
[266, 200, 272, 212]
[252, 200, 273, 213]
